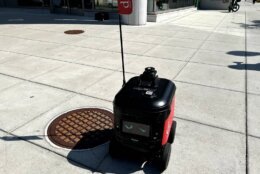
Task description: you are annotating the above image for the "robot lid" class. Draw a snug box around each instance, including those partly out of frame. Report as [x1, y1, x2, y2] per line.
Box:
[114, 67, 176, 112]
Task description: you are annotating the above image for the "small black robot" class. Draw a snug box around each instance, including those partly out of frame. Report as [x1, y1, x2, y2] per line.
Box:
[109, 67, 177, 171]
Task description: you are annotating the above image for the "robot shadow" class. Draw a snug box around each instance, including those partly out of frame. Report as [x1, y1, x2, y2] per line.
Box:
[66, 130, 160, 174]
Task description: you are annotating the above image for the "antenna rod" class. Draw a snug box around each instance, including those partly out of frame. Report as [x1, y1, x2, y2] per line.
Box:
[119, 14, 126, 86]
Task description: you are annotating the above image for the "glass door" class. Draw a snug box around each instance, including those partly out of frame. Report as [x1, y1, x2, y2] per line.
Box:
[51, 0, 84, 15]
[68, 0, 84, 15]
[84, 0, 93, 9]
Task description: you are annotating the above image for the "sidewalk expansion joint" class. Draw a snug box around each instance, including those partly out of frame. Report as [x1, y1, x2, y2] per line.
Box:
[172, 13, 228, 80]
[0, 72, 113, 103]
[0, 128, 101, 173]
[244, 9, 249, 174]
[0, 49, 120, 73]
[0, 44, 238, 73]
[175, 116, 245, 136]
[9, 93, 76, 133]
[174, 79, 246, 94]
[0, 70, 247, 107]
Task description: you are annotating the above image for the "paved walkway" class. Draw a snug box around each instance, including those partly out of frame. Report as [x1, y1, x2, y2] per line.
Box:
[0, 1, 260, 174]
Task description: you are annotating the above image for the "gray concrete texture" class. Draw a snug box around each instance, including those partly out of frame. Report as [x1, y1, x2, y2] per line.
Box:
[0, 1, 260, 173]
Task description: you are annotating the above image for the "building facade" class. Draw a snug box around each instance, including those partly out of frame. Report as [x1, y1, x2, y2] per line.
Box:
[0, 0, 194, 14]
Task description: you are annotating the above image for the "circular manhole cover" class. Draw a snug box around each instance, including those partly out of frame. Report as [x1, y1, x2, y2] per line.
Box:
[64, 30, 84, 35]
[47, 108, 113, 150]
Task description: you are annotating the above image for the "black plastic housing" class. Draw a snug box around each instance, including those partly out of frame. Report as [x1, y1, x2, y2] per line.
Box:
[113, 68, 176, 153]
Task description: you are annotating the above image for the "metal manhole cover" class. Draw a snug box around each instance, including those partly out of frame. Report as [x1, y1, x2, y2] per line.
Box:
[64, 30, 84, 35]
[47, 108, 113, 150]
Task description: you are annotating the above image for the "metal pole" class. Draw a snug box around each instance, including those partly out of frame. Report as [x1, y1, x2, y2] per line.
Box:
[119, 14, 126, 86]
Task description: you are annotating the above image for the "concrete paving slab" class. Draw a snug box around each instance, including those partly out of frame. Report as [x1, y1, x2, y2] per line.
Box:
[109, 41, 156, 55]
[191, 50, 245, 66]
[0, 51, 27, 64]
[82, 72, 135, 101]
[13, 37, 58, 54]
[22, 30, 84, 45]
[176, 62, 245, 92]
[167, 119, 245, 174]
[248, 70, 260, 94]
[24, 24, 73, 32]
[144, 45, 197, 61]
[207, 33, 245, 44]
[85, 24, 119, 32]
[168, 24, 215, 32]
[201, 40, 245, 53]
[79, 26, 116, 34]
[135, 28, 178, 38]
[217, 23, 245, 30]
[247, 34, 260, 46]
[249, 137, 260, 174]
[126, 55, 185, 79]
[0, 131, 91, 174]
[248, 94, 260, 137]
[173, 31, 210, 40]
[0, 26, 27, 35]
[162, 37, 204, 49]
[94, 30, 120, 40]
[246, 54, 260, 65]
[0, 81, 72, 132]
[121, 27, 149, 35]
[75, 50, 132, 71]
[173, 20, 218, 29]
[34, 45, 98, 62]
[175, 82, 245, 133]
[169, 23, 215, 33]
[0, 74, 22, 91]
[12, 95, 113, 170]
[97, 119, 245, 174]
[0, 35, 33, 52]
[33, 64, 113, 93]
[245, 27, 260, 35]
[0, 36, 63, 57]
[247, 43, 260, 53]
[123, 33, 168, 45]
[0, 28, 48, 39]
[74, 37, 119, 51]
[214, 28, 245, 37]
[172, 20, 219, 28]
[122, 26, 177, 37]
[0, 55, 65, 79]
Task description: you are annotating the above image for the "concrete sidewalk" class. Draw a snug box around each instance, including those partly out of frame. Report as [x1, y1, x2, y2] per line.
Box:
[0, 1, 260, 173]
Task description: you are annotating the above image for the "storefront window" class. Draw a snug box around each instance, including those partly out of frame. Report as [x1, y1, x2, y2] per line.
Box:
[83, 0, 93, 9]
[18, 0, 50, 7]
[156, 0, 169, 11]
[95, 0, 118, 10]
[147, 0, 155, 12]
[148, 0, 194, 12]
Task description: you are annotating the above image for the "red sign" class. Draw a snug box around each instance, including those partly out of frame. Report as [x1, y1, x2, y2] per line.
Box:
[118, 0, 133, 15]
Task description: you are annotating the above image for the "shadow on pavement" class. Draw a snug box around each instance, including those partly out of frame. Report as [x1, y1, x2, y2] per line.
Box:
[227, 51, 260, 57]
[234, 19, 260, 29]
[0, 135, 43, 141]
[67, 129, 160, 173]
[67, 145, 160, 174]
[228, 62, 260, 71]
